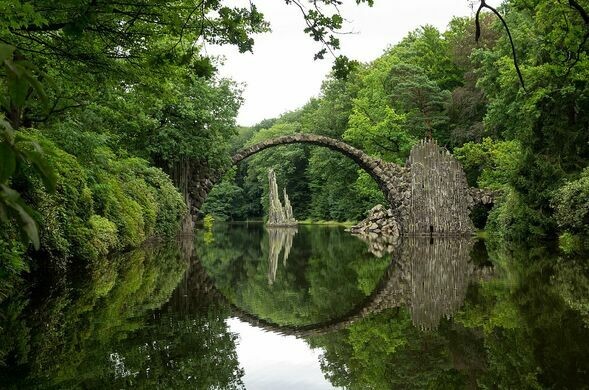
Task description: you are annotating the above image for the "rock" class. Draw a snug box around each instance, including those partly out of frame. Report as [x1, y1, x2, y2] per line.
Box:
[267, 169, 297, 226]
[349, 203, 401, 239]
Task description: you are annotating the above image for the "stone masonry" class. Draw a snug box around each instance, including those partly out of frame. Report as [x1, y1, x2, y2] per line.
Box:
[191, 134, 495, 236]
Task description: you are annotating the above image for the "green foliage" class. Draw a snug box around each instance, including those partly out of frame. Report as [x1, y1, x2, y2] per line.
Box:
[344, 53, 416, 163]
[473, 0, 589, 238]
[454, 137, 522, 188]
[201, 170, 245, 221]
[88, 215, 118, 256]
[384, 62, 451, 141]
[551, 168, 589, 235]
[0, 240, 234, 388]
[0, 228, 27, 302]
[558, 232, 584, 255]
[11, 130, 186, 267]
[486, 188, 548, 241]
[203, 214, 215, 231]
[0, 51, 54, 250]
[553, 257, 589, 327]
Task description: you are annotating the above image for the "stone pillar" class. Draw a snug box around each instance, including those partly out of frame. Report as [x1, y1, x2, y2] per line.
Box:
[267, 169, 297, 227]
[283, 188, 296, 224]
[267, 169, 286, 225]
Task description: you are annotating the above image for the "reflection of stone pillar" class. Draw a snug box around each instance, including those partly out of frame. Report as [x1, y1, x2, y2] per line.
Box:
[403, 237, 477, 331]
[266, 227, 298, 285]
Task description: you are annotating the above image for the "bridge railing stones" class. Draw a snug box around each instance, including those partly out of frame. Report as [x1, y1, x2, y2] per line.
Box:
[469, 187, 499, 206]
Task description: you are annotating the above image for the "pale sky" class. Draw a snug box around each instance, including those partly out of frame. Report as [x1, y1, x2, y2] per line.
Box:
[227, 317, 338, 389]
[208, 0, 503, 126]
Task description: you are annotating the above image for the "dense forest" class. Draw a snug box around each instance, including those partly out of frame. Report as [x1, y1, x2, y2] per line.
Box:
[1, 0, 589, 300]
[204, 2, 589, 248]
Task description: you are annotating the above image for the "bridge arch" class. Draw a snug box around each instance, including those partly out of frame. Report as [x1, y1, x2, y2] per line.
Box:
[231, 134, 409, 211]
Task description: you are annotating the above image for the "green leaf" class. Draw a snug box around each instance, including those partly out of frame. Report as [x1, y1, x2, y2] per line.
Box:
[0, 116, 15, 143]
[3, 58, 22, 78]
[18, 145, 57, 192]
[0, 184, 40, 249]
[7, 71, 29, 108]
[0, 143, 17, 183]
[21, 67, 48, 106]
[0, 44, 16, 64]
[13, 200, 40, 250]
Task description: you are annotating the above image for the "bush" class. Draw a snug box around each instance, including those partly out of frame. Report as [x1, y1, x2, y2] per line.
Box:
[454, 138, 522, 188]
[11, 130, 186, 268]
[551, 168, 589, 235]
[0, 225, 27, 301]
[486, 188, 550, 241]
[88, 215, 119, 256]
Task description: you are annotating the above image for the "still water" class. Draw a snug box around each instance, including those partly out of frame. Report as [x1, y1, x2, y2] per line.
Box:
[1, 223, 588, 389]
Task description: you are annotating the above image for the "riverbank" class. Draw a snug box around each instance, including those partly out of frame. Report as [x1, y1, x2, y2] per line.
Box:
[297, 219, 356, 227]
[0, 130, 187, 301]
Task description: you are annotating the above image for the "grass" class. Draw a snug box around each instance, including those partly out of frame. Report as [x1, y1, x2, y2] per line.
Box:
[297, 219, 356, 227]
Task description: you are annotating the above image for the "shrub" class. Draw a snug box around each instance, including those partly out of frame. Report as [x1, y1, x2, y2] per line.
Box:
[10, 130, 186, 270]
[486, 188, 549, 241]
[454, 138, 522, 188]
[551, 168, 589, 235]
[88, 215, 119, 256]
[0, 225, 27, 301]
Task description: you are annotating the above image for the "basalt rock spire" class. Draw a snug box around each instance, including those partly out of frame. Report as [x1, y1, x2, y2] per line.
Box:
[267, 169, 297, 227]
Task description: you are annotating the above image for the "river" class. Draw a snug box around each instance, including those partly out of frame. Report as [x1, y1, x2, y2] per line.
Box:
[0, 223, 588, 389]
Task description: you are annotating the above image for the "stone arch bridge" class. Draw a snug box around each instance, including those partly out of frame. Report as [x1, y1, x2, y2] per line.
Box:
[188, 134, 494, 235]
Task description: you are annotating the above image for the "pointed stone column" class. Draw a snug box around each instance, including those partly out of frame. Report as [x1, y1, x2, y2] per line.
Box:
[267, 169, 297, 226]
[283, 188, 296, 225]
[267, 169, 286, 225]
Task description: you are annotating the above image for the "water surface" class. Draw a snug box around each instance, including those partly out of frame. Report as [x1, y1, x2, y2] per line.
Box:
[0, 223, 588, 389]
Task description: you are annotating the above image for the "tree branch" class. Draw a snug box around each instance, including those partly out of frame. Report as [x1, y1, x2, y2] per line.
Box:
[569, 0, 589, 24]
[476, 0, 526, 91]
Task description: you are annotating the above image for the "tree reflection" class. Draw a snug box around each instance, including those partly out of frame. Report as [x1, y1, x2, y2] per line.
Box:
[0, 239, 245, 389]
[308, 241, 589, 389]
[2, 225, 588, 389]
[198, 224, 389, 327]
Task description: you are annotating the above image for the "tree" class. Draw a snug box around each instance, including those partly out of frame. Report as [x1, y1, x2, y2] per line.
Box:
[475, 0, 589, 238]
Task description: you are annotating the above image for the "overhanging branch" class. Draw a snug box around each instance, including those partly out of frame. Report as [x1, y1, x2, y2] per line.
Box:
[476, 0, 526, 91]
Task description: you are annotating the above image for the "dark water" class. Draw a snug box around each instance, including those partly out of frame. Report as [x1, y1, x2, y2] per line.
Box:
[1, 223, 588, 389]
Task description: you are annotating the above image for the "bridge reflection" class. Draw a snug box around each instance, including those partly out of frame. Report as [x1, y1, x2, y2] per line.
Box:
[172, 234, 493, 336]
[403, 237, 493, 330]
